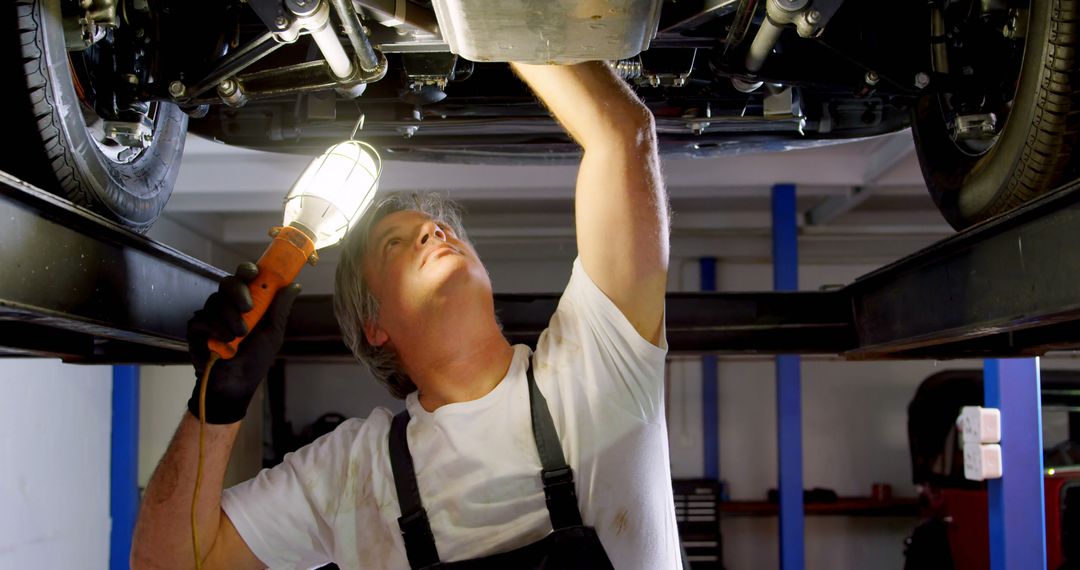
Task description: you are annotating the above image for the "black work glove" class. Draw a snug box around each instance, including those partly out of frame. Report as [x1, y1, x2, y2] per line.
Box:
[186, 262, 302, 424]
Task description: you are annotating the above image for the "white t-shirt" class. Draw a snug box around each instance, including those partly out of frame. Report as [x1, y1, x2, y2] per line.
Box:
[222, 259, 680, 569]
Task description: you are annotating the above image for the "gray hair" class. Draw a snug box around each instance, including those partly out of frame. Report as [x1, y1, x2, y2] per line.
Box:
[333, 192, 469, 399]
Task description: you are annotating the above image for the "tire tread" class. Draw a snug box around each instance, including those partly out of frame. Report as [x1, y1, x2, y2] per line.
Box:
[989, 0, 1080, 216]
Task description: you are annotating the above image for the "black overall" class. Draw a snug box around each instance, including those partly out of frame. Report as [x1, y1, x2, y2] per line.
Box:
[388, 360, 615, 569]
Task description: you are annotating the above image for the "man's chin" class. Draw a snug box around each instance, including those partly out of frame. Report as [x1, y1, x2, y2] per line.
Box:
[425, 256, 491, 296]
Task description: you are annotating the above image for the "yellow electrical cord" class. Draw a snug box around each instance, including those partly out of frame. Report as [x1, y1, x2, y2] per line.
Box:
[192, 353, 220, 570]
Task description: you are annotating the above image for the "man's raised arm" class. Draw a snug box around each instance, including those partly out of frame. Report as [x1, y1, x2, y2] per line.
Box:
[511, 62, 669, 345]
[132, 265, 299, 569]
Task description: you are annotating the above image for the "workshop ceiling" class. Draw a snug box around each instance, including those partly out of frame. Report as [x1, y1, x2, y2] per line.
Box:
[164, 130, 949, 265]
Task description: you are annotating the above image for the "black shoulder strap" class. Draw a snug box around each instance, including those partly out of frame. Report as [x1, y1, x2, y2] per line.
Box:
[388, 410, 440, 569]
[526, 359, 585, 530]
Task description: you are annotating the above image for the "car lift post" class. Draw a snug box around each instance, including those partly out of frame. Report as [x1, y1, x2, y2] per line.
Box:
[773, 184, 804, 570]
[700, 257, 720, 482]
[983, 358, 1047, 570]
[110, 365, 139, 570]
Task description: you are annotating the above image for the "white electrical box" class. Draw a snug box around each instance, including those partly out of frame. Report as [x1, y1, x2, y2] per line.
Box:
[956, 405, 1002, 444]
[956, 406, 1004, 481]
[963, 442, 1003, 481]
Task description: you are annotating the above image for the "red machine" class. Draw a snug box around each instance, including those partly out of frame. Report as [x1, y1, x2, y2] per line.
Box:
[904, 371, 1080, 569]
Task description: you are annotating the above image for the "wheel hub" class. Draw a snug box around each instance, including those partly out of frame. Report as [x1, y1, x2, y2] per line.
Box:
[65, 0, 157, 165]
[934, 0, 1028, 156]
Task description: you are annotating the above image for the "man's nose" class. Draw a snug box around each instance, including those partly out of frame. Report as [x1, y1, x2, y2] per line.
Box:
[418, 222, 446, 245]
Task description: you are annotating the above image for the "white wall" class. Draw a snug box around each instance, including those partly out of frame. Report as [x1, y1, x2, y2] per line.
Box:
[138, 366, 192, 489]
[0, 360, 111, 570]
[139, 365, 265, 490]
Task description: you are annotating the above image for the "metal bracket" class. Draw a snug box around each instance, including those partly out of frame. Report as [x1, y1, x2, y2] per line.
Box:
[763, 86, 806, 134]
[639, 49, 698, 88]
[246, 0, 296, 34]
[63, 0, 118, 50]
[769, 0, 847, 38]
[188, 53, 388, 107]
[402, 53, 458, 90]
[103, 117, 153, 148]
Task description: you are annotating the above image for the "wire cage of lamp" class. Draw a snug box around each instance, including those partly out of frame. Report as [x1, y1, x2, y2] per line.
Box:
[283, 138, 383, 250]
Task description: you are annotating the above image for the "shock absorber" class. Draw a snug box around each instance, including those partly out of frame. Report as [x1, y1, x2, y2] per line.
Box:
[731, 0, 841, 93]
[285, 0, 355, 79]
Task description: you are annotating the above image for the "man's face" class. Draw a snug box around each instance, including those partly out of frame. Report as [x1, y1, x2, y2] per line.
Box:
[360, 210, 489, 347]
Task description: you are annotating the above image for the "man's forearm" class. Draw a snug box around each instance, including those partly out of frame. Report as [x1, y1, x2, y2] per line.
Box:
[510, 61, 653, 149]
[512, 61, 668, 344]
[132, 412, 241, 570]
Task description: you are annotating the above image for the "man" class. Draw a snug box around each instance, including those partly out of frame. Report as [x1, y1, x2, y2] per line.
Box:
[132, 61, 676, 569]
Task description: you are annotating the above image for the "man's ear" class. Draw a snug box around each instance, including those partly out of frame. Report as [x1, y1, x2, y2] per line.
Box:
[363, 320, 390, 347]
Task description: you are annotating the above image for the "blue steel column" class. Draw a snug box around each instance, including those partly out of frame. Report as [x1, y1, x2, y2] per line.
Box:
[700, 257, 719, 481]
[983, 358, 1046, 570]
[111, 365, 140, 569]
[772, 184, 804, 570]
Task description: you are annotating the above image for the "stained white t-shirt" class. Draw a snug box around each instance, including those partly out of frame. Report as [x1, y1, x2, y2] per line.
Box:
[222, 258, 680, 569]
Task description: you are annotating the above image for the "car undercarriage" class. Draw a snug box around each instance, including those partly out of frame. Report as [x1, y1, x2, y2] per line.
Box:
[2, 0, 1074, 230]
[111, 0, 926, 159]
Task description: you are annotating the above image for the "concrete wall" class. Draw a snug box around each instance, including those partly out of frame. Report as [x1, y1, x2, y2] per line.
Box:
[0, 360, 111, 570]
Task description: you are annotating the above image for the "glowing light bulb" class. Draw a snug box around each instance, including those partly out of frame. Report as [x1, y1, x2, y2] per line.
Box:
[283, 140, 382, 249]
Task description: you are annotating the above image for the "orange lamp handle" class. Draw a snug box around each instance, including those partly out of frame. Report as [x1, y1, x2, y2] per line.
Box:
[208, 226, 315, 360]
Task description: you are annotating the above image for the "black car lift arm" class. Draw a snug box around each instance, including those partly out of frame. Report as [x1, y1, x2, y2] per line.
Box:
[0, 170, 224, 363]
[2, 168, 1080, 363]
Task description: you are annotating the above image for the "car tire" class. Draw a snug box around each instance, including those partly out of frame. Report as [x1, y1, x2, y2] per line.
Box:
[1, 0, 187, 232]
[912, 0, 1080, 230]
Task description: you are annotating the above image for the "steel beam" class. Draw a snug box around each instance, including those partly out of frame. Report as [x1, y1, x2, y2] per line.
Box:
[0, 167, 856, 362]
[8, 168, 1080, 363]
[847, 176, 1080, 358]
[0, 171, 223, 363]
[280, 290, 856, 358]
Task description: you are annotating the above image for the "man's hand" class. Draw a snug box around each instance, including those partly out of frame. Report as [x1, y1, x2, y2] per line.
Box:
[511, 62, 669, 345]
[187, 262, 301, 424]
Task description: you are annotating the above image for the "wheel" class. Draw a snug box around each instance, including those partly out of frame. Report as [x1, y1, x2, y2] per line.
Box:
[1, 0, 187, 232]
[912, 0, 1080, 230]
[903, 517, 954, 570]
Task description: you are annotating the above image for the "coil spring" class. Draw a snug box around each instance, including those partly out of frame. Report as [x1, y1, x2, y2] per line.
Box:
[611, 58, 643, 80]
